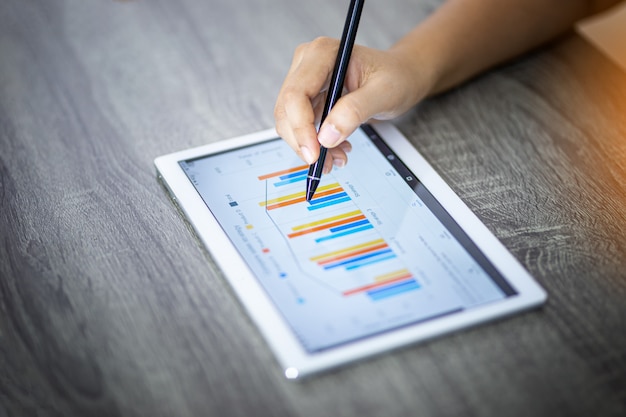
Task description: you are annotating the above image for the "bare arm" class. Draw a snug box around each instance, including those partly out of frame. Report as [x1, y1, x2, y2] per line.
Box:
[274, 0, 621, 167]
[395, 0, 620, 95]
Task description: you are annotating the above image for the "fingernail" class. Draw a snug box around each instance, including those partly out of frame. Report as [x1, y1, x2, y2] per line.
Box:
[318, 124, 342, 147]
[333, 158, 345, 168]
[300, 146, 315, 164]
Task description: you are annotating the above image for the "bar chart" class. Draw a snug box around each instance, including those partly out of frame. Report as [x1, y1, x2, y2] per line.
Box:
[257, 164, 421, 301]
[180, 130, 508, 352]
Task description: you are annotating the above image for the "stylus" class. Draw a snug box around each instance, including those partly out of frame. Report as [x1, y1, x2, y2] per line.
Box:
[305, 0, 365, 201]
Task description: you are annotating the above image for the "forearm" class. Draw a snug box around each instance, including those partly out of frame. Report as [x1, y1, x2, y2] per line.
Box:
[392, 0, 620, 95]
[273, 0, 621, 165]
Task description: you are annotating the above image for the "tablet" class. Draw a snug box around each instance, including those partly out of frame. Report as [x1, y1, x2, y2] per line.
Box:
[154, 123, 546, 379]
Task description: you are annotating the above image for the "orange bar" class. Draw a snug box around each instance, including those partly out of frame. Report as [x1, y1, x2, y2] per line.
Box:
[306, 186, 344, 200]
[317, 243, 389, 266]
[257, 164, 309, 180]
[374, 268, 411, 282]
[287, 214, 366, 238]
[261, 190, 306, 207]
[266, 187, 344, 210]
[266, 196, 307, 210]
[342, 273, 414, 296]
[310, 238, 385, 261]
[293, 208, 359, 231]
[261, 183, 341, 207]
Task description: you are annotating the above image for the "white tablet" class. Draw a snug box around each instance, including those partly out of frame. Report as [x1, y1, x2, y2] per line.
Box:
[154, 123, 546, 379]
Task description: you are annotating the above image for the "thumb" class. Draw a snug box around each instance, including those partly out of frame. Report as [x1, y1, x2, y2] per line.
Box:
[317, 82, 399, 148]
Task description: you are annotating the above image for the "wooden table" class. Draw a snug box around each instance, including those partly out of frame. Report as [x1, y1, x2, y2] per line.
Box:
[1, 1, 624, 416]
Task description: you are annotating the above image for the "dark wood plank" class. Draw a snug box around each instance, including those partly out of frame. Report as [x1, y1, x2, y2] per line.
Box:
[0, 1, 624, 416]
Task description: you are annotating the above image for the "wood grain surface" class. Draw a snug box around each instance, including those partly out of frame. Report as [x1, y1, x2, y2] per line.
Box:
[1, 1, 624, 416]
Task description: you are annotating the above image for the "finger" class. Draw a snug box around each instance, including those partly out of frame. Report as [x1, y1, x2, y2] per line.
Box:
[275, 38, 340, 163]
[321, 140, 352, 174]
[283, 93, 321, 164]
[275, 99, 302, 157]
[311, 91, 327, 127]
[322, 152, 334, 174]
[275, 83, 322, 163]
[337, 139, 352, 156]
[317, 77, 406, 148]
[330, 140, 352, 170]
[283, 38, 338, 101]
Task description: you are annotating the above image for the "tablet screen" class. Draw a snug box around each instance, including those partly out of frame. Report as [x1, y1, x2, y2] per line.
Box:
[179, 125, 516, 353]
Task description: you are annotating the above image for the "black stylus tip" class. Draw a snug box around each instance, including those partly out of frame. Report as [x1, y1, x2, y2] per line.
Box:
[306, 178, 319, 202]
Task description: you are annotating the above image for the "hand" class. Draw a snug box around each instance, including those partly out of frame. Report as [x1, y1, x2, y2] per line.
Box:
[274, 36, 431, 171]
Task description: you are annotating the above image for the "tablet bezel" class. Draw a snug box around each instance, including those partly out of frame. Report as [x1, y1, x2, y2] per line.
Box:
[154, 123, 546, 379]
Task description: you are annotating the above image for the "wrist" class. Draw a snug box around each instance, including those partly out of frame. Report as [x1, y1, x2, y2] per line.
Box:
[388, 28, 451, 101]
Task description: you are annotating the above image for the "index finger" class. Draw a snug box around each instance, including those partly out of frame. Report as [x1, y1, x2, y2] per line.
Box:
[274, 38, 340, 162]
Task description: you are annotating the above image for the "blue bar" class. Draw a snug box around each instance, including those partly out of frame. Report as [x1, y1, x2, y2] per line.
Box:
[315, 224, 374, 243]
[274, 175, 307, 187]
[345, 253, 397, 270]
[329, 219, 370, 233]
[279, 169, 308, 180]
[309, 192, 349, 205]
[323, 248, 393, 270]
[368, 279, 421, 301]
[307, 196, 351, 211]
